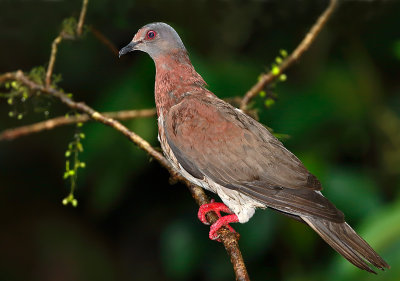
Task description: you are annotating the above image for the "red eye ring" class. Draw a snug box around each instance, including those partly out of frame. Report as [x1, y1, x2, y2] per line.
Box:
[146, 30, 157, 40]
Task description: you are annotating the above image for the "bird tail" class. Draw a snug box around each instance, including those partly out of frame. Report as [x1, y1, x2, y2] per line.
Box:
[301, 216, 390, 273]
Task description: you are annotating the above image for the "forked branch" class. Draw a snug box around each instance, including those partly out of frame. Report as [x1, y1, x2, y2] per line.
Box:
[240, 0, 338, 110]
[0, 70, 250, 281]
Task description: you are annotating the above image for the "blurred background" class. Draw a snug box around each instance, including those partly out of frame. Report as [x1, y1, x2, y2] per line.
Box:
[1, 0, 400, 280]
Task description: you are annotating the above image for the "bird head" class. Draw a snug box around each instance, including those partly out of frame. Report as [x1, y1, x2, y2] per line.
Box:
[119, 22, 186, 59]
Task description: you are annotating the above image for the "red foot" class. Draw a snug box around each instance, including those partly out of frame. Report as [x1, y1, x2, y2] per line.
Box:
[197, 200, 239, 241]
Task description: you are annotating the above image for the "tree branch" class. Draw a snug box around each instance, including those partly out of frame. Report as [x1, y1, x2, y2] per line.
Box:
[45, 0, 90, 87]
[0, 70, 250, 281]
[240, 0, 338, 110]
[45, 34, 64, 88]
[0, 108, 156, 141]
[77, 0, 89, 37]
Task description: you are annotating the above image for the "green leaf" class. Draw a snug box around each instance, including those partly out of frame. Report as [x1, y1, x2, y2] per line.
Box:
[271, 65, 280, 76]
[265, 98, 275, 108]
[280, 49, 288, 57]
[275, 56, 283, 64]
[279, 74, 287, 81]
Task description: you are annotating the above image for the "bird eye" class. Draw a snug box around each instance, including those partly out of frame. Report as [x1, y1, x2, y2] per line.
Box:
[146, 30, 156, 40]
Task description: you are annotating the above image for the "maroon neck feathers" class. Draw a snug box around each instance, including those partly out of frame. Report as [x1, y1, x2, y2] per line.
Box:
[154, 50, 209, 117]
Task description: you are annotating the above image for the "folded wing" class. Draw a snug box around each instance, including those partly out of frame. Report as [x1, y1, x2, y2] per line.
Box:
[164, 94, 344, 223]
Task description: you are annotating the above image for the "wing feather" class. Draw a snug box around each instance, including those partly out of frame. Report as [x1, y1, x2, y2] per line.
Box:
[164, 95, 344, 222]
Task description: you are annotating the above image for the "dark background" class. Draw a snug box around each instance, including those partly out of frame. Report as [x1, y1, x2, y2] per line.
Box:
[1, 0, 400, 280]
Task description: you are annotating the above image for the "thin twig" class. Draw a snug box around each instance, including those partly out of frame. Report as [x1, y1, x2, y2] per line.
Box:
[45, 0, 90, 87]
[45, 34, 63, 88]
[89, 26, 119, 56]
[240, 0, 338, 110]
[77, 0, 89, 36]
[0, 109, 156, 141]
[0, 70, 250, 281]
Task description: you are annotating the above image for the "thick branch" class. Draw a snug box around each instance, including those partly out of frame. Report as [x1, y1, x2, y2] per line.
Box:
[0, 70, 250, 281]
[240, 0, 338, 110]
[186, 184, 249, 281]
[0, 109, 156, 141]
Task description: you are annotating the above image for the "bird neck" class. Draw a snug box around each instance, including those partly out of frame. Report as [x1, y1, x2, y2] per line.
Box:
[154, 50, 209, 117]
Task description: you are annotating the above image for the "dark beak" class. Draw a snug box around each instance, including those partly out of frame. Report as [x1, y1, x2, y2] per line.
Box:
[119, 41, 140, 58]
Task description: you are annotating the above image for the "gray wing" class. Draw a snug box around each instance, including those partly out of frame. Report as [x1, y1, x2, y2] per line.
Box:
[164, 95, 344, 222]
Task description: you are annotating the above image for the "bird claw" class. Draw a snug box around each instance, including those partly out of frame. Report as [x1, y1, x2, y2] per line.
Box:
[197, 200, 239, 242]
[209, 214, 239, 241]
[197, 199, 232, 225]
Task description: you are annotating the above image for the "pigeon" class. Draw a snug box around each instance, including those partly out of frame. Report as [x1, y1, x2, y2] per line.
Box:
[119, 22, 389, 273]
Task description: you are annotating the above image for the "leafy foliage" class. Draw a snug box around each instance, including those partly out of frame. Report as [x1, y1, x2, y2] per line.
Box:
[63, 123, 86, 207]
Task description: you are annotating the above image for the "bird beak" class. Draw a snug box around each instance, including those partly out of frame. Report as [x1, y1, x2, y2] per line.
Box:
[119, 40, 141, 58]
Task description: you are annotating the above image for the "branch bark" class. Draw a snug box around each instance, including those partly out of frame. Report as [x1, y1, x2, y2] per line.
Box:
[77, 0, 89, 36]
[240, 0, 338, 110]
[45, 34, 64, 87]
[0, 108, 156, 141]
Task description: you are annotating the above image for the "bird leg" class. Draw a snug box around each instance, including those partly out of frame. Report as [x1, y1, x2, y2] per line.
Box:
[198, 199, 239, 240]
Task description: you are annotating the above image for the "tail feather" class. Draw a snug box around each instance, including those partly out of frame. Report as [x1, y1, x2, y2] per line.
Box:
[302, 216, 390, 273]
